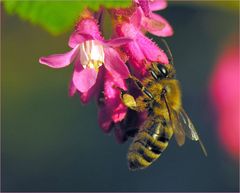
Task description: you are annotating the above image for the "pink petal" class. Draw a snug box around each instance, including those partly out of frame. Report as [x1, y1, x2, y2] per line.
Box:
[72, 63, 98, 93]
[136, 33, 169, 63]
[104, 47, 130, 79]
[149, 0, 167, 11]
[68, 31, 93, 48]
[80, 67, 104, 104]
[39, 45, 79, 68]
[102, 37, 132, 47]
[98, 71, 128, 132]
[69, 79, 77, 97]
[117, 20, 169, 65]
[80, 88, 95, 104]
[103, 72, 127, 122]
[118, 23, 138, 39]
[129, 8, 142, 29]
[112, 103, 127, 123]
[125, 41, 146, 63]
[147, 13, 173, 37]
[98, 106, 113, 133]
[137, 0, 150, 17]
[104, 72, 126, 99]
[117, 23, 145, 63]
[141, 15, 166, 36]
[75, 18, 103, 41]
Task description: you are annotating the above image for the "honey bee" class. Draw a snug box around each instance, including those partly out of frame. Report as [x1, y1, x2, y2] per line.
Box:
[119, 41, 207, 171]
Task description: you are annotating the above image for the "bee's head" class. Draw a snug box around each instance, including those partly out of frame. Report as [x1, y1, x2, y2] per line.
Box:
[150, 63, 176, 80]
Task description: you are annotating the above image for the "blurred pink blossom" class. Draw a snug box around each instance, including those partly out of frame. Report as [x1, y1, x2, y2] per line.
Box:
[210, 41, 239, 160]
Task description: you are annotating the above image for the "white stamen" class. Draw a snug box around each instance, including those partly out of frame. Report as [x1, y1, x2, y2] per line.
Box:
[79, 40, 104, 70]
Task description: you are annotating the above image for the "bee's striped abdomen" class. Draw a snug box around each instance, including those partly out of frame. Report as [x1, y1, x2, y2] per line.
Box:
[127, 120, 173, 171]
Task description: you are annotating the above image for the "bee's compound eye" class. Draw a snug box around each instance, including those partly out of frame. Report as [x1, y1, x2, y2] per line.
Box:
[157, 64, 168, 77]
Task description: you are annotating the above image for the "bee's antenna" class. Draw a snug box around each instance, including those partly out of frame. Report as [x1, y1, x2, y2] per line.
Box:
[160, 38, 174, 66]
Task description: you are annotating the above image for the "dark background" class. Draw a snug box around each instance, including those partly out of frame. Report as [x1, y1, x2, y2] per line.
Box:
[1, 2, 239, 192]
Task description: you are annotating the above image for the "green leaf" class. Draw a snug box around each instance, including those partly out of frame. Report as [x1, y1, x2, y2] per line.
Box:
[3, 0, 132, 35]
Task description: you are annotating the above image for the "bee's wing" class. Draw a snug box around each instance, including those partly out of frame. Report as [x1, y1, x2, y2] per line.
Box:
[163, 94, 207, 156]
[162, 94, 185, 146]
[177, 108, 208, 156]
[178, 108, 198, 140]
[170, 108, 186, 146]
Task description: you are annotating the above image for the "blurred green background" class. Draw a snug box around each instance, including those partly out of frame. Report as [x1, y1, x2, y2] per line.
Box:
[1, 1, 239, 192]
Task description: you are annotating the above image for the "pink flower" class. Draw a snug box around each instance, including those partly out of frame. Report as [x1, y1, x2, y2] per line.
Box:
[134, 0, 173, 37]
[39, 2, 174, 138]
[210, 41, 239, 160]
[135, 0, 167, 17]
[39, 18, 130, 96]
[98, 71, 128, 133]
[116, 12, 169, 75]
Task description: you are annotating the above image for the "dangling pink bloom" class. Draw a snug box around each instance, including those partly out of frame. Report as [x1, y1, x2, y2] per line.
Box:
[39, 18, 130, 97]
[98, 71, 128, 133]
[116, 12, 169, 75]
[210, 41, 239, 160]
[134, 0, 173, 37]
[135, 0, 167, 17]
[39, 2, 175, 141]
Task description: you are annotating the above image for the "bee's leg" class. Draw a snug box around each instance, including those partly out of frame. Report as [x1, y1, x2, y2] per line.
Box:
[125, 127, 139, 137]
[114, 109, 140, 143]
[115, 125, 138, 143]
[120, 89, 139, 111]
[129, 75, 153, 99]
[113, 86, 139, 111]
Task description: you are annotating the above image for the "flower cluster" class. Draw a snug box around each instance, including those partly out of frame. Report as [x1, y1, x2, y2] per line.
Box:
[39, 0, 173, 141]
